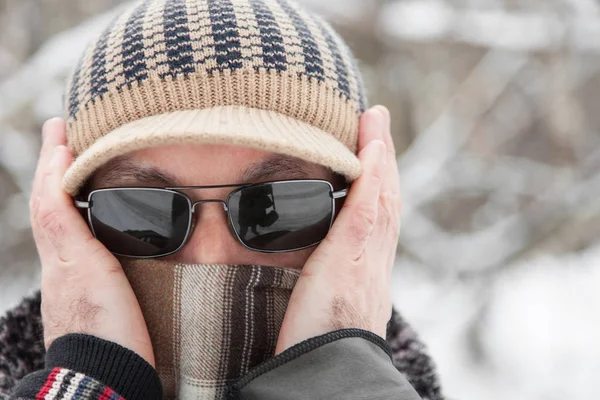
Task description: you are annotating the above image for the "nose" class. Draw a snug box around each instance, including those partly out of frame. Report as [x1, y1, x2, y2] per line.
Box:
[175, 202, 255, 265]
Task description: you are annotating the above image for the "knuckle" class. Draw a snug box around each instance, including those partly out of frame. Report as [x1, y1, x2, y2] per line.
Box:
[38, 208, 63, 237]
[348, 203, 378, 241]
[377, 196, 395, 231]
[381, 192, 401, 235]
[37, 206, 66, 253]
[322, 234, 336, 248]
[370, 171, 383, 187]
[378, 194, 392, 218]
[380, 189, 398, 209]
[82, 237, 121, 275]
[100, 260, 123, 278]
[84, 235, 106, 257]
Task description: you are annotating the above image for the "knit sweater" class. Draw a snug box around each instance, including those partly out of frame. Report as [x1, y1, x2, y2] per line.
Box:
[0, 291, 444, 400]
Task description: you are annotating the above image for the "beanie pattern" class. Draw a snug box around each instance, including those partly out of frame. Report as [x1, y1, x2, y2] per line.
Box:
[62, 0, 368, 195]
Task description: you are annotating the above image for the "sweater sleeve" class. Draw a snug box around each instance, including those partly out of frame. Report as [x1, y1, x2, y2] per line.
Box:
[9, 334, 162, 400]
[229, 329, 423, 400]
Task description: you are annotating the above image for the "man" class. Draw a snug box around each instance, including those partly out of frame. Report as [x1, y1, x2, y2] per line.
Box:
[0, 0, 444, 399]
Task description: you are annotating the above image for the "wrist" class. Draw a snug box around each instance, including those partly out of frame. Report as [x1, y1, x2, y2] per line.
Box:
[45, 334, 162, 400]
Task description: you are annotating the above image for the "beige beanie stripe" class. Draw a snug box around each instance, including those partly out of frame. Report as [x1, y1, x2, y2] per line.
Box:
[292, 3, 339, 91]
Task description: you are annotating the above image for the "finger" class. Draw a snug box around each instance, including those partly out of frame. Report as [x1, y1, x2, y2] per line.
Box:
[372, 106, 402, 241]
[370, 107, 401, 278]
[358, 107, 385, 153]
[319, 139, 386, 263]
[36, 145, 105, 264]
[361, 107, 401, 221]
[31, 119, 67, 251]
[31, 119, 67, 204]
[363, 106, 400, 236]
[372, 105, 400, 200]
[373, 106, 398, 183]
[371, 107, 395, 166]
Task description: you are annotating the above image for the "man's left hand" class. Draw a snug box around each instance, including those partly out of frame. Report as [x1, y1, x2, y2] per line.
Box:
[276, 105, 401, 353]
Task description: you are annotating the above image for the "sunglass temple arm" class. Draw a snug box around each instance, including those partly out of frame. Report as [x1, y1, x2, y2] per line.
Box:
[74, 200, 90, 209]
[332, 189, 348, 199]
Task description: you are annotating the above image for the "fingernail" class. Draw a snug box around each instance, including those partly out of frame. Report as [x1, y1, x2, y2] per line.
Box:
[374, 105, 390, 121]
[42, 118, 60, 141]
[376, 107, 389, 134]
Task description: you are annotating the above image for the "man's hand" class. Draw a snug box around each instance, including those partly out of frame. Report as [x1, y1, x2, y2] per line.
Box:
[30, 118, 155, 366]
[276, 106, 401, 353]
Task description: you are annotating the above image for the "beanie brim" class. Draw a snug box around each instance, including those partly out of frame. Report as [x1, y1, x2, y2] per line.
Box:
[62, 105, 363, 196]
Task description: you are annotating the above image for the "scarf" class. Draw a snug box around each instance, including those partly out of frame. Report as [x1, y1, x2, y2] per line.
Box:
[120, 260, 300, 400]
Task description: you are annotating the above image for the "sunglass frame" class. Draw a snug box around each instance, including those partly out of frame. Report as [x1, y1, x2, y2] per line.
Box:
[74, 179, 348, 258]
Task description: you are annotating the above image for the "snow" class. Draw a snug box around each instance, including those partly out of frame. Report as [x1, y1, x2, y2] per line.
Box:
[379, 1, 454, 41]
[392, 243, 600, 400]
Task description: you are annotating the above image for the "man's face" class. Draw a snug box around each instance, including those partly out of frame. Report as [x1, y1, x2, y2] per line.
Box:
[85, 144, 341, 270]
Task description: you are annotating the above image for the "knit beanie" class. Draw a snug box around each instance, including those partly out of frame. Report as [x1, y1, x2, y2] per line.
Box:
[62, 0, 368, 195]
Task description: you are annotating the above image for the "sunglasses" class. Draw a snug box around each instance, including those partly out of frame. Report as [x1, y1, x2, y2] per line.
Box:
[74, 179, 348, 258]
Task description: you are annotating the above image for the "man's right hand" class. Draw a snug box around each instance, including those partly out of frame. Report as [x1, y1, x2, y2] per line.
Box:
[29, 118, 155, 367]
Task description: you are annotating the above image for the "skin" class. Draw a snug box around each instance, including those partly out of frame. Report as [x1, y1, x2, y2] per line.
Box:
[30, 106, 401, 367]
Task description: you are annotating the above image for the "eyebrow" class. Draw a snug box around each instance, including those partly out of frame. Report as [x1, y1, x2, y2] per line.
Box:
[94, 154, 313, 188]
[240, 154, 312, 183]
[94, 156, 179, 187]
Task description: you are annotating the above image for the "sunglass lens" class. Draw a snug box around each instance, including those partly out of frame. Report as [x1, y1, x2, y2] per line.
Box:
[228, 181, 334, 252]
[88, 189, 190, 257]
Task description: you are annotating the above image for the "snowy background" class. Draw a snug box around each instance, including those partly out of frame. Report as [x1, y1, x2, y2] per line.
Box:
[1, 0, 600, 399]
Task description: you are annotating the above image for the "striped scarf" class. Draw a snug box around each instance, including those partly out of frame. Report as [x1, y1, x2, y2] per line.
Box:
[120, 260, 300, 400]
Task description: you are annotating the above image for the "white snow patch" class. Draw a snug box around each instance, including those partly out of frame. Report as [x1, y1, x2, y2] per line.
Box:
[483, 246, 600, 399]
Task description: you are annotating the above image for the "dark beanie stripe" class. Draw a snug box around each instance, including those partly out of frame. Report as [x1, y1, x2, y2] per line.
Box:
[102, 11, 130, 93]
[89, 17, 120, 101]
[163, 0, 196, 76]
[318, 17, 365, 112]
[261, 0, 305, 73]
[315, 18, 350, 100]
[122, 1, 152, 82]
[67, 56, 85, 118]
[275, 0, 324, 81]
[249, 0, 287, 72]
[207, 0, 244, 72]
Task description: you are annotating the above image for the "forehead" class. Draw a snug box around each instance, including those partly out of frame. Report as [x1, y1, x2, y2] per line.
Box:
[89, 143, 332, 188]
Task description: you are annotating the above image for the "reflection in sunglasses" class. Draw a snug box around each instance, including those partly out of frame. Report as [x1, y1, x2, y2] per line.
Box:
[237, 184, 279, 240]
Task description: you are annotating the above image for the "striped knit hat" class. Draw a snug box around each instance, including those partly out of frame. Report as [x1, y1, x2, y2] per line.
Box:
[62, 0, 368, 195]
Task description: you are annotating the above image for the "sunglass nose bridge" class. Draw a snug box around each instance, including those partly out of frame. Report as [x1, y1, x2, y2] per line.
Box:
[191, 199, 229, 213]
